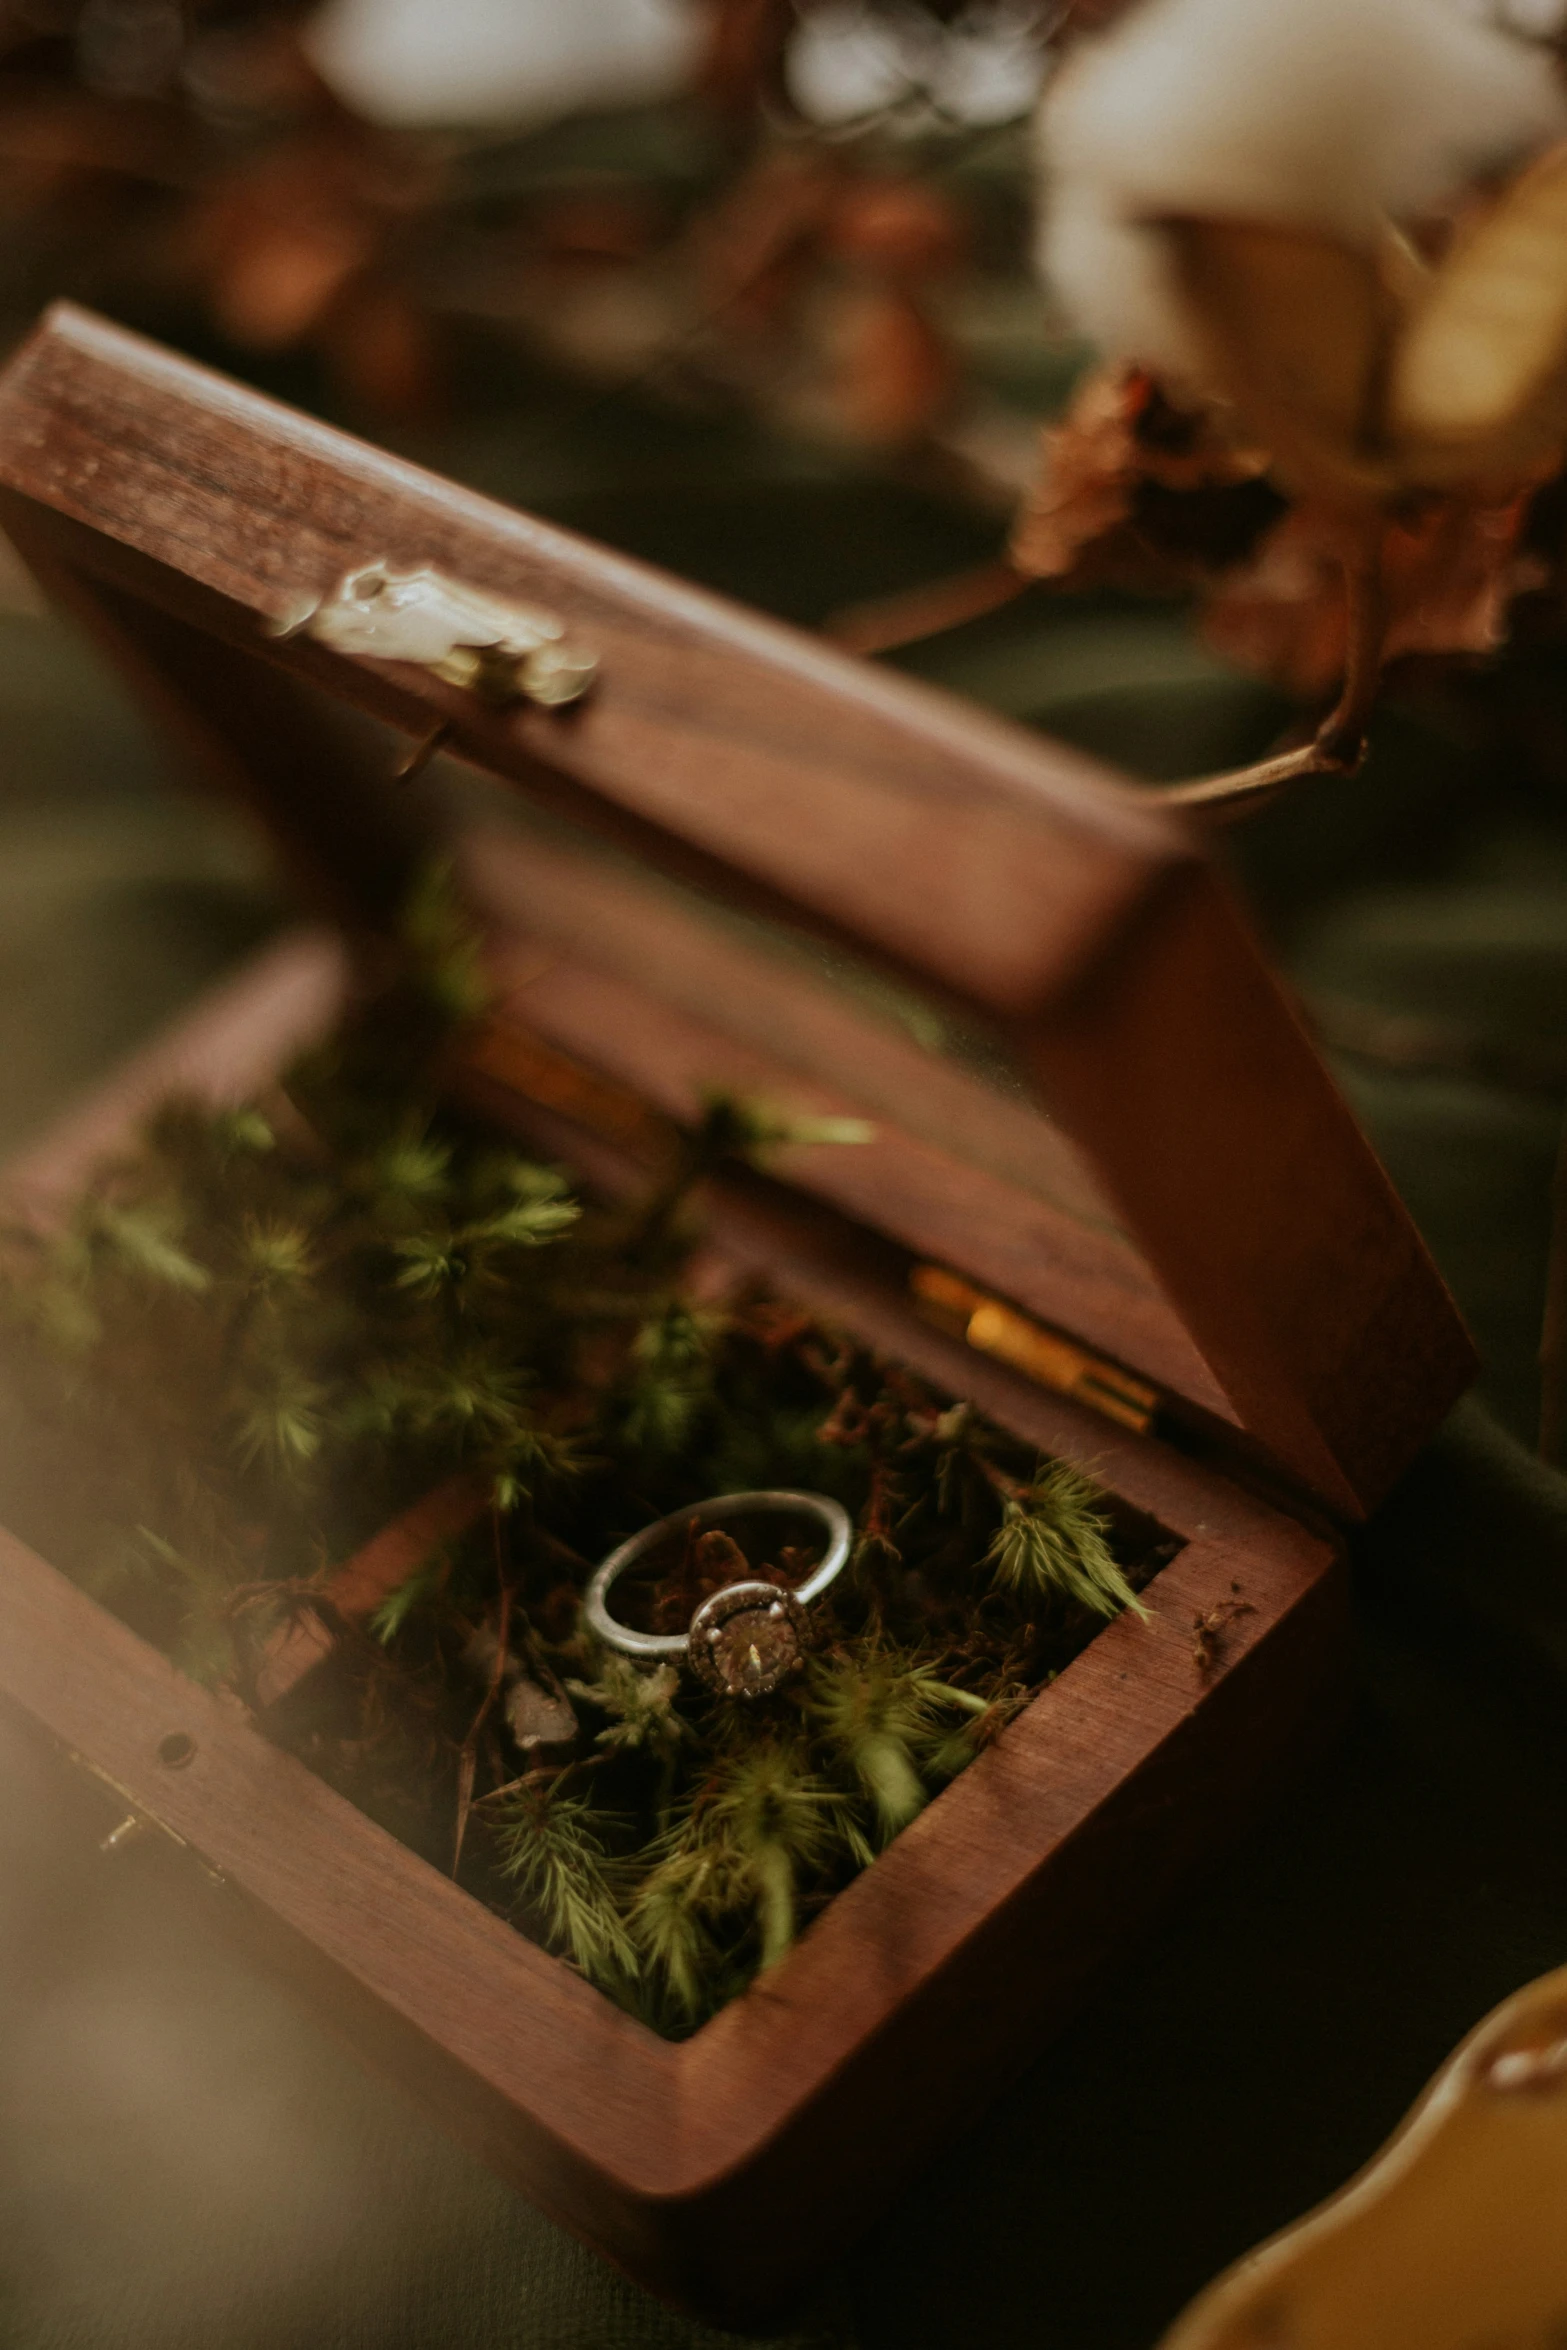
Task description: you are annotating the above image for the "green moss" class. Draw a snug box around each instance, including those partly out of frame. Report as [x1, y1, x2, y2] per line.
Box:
[0, 873, 1162, 2034]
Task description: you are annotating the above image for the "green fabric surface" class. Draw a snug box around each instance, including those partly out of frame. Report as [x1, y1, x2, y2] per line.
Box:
[1, 427, 1566, 2350]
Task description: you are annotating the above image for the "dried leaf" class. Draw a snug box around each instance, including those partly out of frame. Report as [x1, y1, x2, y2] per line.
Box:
[1392, 139, 1567, 485]
[179, 126, 439, 359]
[320, 280, 444, 423]
[1203, 488, 1543, 698]
[1162, 215, 1406, 498]
[0, 88, 187, 202]
[691, 149, 842, 332]
[1010, 364, 1143, 578]
[212, 211, 372, 351]
[801, 283, 958, 450]
[1009, 362, 1276, 588]
[697, 0, 796, 118]
[532, 188, 666, 266]
[821, 179, 966, 279]
[504, 1676, 579, 1753]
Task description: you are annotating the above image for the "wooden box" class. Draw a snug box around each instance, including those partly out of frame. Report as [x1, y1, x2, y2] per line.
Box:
[0, 304, 1474, 2327]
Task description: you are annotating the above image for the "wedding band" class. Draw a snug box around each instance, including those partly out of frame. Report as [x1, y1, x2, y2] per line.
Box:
[583, 1490, 852, 1698]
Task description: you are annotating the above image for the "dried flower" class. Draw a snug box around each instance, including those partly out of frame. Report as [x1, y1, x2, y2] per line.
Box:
[306, 0, 700, 132]
[1037, 0, 1564, 396]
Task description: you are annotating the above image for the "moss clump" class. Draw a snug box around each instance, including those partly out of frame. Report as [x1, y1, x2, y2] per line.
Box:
[0, 878, 1163, 2034]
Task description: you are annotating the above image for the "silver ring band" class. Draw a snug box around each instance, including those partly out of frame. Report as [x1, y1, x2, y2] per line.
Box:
[583, 1489, 852, 1666]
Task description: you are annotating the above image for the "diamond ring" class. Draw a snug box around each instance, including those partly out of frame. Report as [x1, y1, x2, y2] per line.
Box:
[582, 1490, 852, 1698]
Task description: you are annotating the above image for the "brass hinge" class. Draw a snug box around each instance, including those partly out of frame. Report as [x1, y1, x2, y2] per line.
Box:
[67, 1748, 188, 1853]
[910, 1265, 1159, 1434]
[273, 561, 599, 710]
[66, 1746, 227, 1886]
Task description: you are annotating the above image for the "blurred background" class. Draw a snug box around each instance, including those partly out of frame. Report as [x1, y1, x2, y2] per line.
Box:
[1, 8, 1567, 2349]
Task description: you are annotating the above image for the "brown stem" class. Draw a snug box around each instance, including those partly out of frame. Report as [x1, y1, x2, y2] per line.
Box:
[452, 1747, 478, 1876]
[1153, 515, 1387, 824]
[1156, 737, 1347, 822]
[823, 560, 1028, 657]
[452, 1547, 512, 1875]
[1316, 516, 1389, 766]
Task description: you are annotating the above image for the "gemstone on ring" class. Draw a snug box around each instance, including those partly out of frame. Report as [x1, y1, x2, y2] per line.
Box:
[687, 1579, 812, 1698]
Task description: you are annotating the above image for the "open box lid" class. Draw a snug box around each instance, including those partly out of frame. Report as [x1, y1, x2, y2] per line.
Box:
[0, 302, 1474, 1520]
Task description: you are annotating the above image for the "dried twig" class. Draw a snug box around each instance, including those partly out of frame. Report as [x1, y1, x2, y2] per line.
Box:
[820, 508, 1391, 828]
[453, 1538, 512, 1873]
[1191, 1589, 1255, 1674]
[1157, 514, 1386, 823]
[824, 558, 1027, 655]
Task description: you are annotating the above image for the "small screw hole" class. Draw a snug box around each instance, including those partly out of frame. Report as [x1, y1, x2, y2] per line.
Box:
[157, 1732, 196, 1769]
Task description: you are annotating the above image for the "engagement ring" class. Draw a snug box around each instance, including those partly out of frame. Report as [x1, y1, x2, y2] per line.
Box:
[583, 1490, 852, 1698]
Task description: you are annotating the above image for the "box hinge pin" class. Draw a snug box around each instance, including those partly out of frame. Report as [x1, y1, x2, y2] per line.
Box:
[100, 1811, 153, 1855]
[910, 1265, 1159, 1435]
